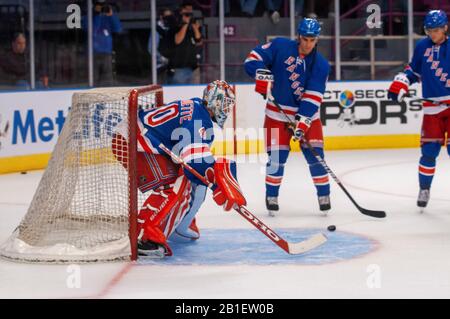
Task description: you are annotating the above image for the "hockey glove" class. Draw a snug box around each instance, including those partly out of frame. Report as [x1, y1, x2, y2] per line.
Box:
[206, 159, 247, 211]
[255, 69, 273, 99]
[293, 114, 312, 141]
[388, 73, 409, 102]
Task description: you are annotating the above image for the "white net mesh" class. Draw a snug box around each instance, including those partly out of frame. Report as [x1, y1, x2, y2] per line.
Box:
[0, 86, 163, 263]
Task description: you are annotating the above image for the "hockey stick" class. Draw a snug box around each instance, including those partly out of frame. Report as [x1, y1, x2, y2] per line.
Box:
[405, 95, 450, 106]
[158, 143, 328, 255]
[266, 90, 386, 219]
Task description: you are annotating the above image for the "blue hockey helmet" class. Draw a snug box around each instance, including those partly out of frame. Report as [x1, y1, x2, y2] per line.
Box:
[297, 18, 321, 37]
[424, 10, 448, 29]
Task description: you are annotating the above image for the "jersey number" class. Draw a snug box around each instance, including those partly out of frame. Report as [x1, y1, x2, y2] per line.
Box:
[144, 104, 178, 127]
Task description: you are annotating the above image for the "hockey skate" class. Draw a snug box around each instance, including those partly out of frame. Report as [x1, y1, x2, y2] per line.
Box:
[318, 195, 331, 214]
[266, 196, 279, 217]
[417, 188, 430, 213]
[137, 240, 166, 259]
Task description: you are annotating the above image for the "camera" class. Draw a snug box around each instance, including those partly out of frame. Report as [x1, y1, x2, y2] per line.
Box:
[177, 10, 203, 26]
[191, 11, 203, 24]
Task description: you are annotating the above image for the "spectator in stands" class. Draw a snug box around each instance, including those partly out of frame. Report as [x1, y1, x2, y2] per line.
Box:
[295, 0, 305, 17]
[239, 0, 305, 22]
[167, 1, 203, 84]
[210, 0, 231, 16]
[83, 0, 122, 86]
[240, 0, 282, 22]
[148, 8, 176, 83]
[0, 32, 48, 90]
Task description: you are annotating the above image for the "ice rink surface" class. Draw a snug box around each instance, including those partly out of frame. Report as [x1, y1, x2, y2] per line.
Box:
[0, 148, 449, 298]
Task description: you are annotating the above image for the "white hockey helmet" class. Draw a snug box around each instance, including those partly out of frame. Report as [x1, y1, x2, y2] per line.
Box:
[203, 80, 235, 128]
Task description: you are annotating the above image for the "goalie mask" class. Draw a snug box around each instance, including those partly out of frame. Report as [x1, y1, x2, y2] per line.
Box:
[203, 80, 235, 128]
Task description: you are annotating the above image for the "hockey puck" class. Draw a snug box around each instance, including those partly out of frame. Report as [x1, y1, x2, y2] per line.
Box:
[327, 225, 336, 232]
[20, 171, 27, 175]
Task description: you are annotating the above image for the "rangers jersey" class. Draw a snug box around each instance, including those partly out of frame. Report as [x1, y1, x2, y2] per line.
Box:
[137, 97, 215, 183]
[244, 37, 330, 122]
[405, 36, 450, 114]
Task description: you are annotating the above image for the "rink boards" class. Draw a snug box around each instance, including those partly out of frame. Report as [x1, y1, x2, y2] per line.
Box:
[0, 81, 423, 174]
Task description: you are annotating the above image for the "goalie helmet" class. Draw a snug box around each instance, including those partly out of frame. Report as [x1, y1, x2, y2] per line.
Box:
[203, 80, 235, 128]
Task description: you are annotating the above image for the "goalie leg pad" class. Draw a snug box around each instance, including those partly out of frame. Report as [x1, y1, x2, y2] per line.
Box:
[137, 175, 192, 256]
[171, 183, 207, 241]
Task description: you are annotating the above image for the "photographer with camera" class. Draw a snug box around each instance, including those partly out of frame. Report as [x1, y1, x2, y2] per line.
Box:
[167, 1, 203, 84]
[83, 0, 122, 86]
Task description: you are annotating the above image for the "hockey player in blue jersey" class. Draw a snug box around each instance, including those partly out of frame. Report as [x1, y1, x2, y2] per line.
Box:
[244, 18, 331, 216]
[388, 10, 449, 210]
[112, 80, 246, 258]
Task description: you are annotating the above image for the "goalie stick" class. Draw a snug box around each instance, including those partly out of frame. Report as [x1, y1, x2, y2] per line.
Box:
[266, 88, 386, 219]
[158, 143, 328, 255]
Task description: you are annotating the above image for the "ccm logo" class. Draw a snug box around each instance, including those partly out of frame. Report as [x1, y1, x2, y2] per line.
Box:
[239, 207, 280, 242]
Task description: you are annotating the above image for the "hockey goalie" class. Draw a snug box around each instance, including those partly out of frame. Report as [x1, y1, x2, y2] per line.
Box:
[112, 80, 246, 258]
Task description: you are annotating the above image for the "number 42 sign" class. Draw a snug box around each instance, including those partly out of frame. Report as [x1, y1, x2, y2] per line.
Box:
[217, 25, 236, 37]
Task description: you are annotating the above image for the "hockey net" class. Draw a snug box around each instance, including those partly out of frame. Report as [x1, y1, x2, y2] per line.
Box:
[0, 85, 163, 263]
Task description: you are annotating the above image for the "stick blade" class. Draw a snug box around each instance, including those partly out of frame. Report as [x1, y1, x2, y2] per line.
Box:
[287, 233, 328, 255]
[360, 208, 386, 218]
